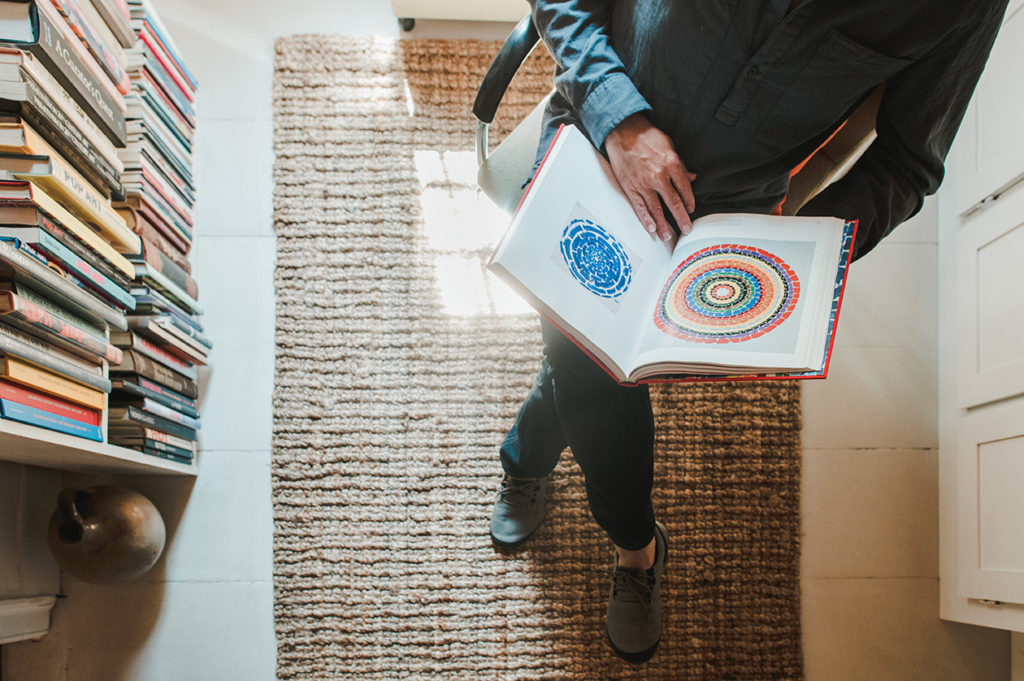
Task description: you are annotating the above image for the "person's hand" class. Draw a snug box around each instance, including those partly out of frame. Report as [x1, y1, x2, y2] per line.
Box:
[604, 113, 697, 242]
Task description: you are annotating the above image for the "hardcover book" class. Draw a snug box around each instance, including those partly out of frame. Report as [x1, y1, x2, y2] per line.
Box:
[489, 125, 855, 384]
[0, 0, 127, 144]
[0, 377, 102, 440]
[0, 352, 106, 409]
[0, 179, 135, 277]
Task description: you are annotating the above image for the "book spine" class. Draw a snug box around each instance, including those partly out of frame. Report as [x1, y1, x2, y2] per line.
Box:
[138, 437, 193, 459]
[139, 396, 198, 430]
[0, 394, 102, 440]
[17, 73, 124, 195]
[30, 227, 134, 307]
[110, 346, 194, 393]
[156, 314, 208, 347]
[0, 315, 96, 372]
[139, 11, 196, 89]
[0, 290, 122, 363]
[119, 331, 194, 378]
[0, 376, 100, 423]
[136, 198, 188, 253]
[0, 322, 111, 391]
[6, 278, 104, 339]
[14, 152, 139, 253]
[117, 206, 187, 268]
[130, 444, 191, 465]
[17, 55, 124, 174]
[34, 209, 131, 288]
[48, 0, 131, 94]
[91, 0, 133, 49]
[24, 0, 127, 145]
[138, 236, 194, 297]
[1, 183, 135, 278]
[110, 375, 196, 415]
[115, 425, 192, 450]
[140, 165, 190, 224]
[135, 263, 199, 314]
[124, 404, 194, 439]
[136, 29, 191, 103]
[1, 353, 106, 409]
[0, 235, 128, 328]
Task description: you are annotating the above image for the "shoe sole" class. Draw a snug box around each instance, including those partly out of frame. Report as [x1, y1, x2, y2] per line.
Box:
[489, 528, 537, 548]
[608, 635, 659, 664]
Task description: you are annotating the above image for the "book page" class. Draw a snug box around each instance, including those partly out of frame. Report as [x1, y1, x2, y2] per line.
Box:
[489, 126, 675, 378]
[629, 214, 842, 377]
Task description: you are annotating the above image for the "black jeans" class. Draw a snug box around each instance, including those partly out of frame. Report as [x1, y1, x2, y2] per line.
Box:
[500, 319, 656, 550]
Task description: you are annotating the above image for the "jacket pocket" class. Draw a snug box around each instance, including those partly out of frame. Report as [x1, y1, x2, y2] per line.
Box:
[754, 29, 911, 150]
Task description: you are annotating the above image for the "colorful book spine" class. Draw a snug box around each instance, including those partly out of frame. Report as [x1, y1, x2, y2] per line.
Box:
[0, 70, 123, 195]
[129, 396, 199, 430]
[0, 395, 102, 439]
[11, 150, 140, 254]
[130, 445, 191, 465]
[0, 179, 135, 277]
[110, 375, 196, 416]
[3, 280, 104, 339]
[2, 0, 127, 145]
[0, 374, 99, 422]
[131, 261, 199, 314]
[0, 323, 110, 391]
[48, 0, 131, 95]
[111, 330, 194, 378]
[0, 289, 123, 363]
[116, 205, 187, 269]
[111, 404, 195, 440]
[2, 228, 134, 307]
[0, 353, 105, 409]
[0, 236, 128, 330]
[136, 236, 194, 297]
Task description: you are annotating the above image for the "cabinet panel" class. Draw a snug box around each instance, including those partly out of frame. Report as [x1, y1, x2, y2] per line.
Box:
[953, 1, 1024, 214]
[958, 397, 1024, 604]
[956, 186, 1024, 408]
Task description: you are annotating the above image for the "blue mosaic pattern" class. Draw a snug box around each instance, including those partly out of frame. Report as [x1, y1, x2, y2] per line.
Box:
[559, 219, 632, 300]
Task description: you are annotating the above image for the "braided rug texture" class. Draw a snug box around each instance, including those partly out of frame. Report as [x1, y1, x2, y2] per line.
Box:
[272, 36, 803, 680]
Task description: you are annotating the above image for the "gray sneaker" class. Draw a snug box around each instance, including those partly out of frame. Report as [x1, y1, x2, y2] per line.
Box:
[489, 474, 548, 547]
[606, 520, 668, 663]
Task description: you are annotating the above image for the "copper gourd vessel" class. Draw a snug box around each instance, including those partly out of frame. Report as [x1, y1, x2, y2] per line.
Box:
[48, 485, 166, 583]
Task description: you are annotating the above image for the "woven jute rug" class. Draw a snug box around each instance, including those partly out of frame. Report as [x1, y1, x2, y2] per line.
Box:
[272, 36, 803, 680]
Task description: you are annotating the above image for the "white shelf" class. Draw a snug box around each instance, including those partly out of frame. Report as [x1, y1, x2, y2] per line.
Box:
[0, 419, 196, 476]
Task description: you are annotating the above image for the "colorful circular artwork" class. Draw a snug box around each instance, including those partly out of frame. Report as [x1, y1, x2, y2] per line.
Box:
[560, 218, 632, 299]
[654, 244, 800, 343]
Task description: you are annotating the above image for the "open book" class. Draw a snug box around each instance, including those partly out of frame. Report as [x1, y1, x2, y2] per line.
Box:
[488, 125, 855, 384]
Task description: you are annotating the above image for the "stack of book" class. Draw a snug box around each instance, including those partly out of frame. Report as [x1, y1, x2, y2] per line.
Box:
[107, 0, 204, 466]
[0, 0, 203, 468]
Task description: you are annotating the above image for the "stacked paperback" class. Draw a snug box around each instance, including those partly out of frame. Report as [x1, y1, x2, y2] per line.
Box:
[0, 0, 204, 467]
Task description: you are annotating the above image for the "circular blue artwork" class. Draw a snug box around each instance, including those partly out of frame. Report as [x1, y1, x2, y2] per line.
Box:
[559, 218, 632, 299]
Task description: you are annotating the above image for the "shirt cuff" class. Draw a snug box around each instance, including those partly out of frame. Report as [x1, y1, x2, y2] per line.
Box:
[577, 72, 651, 151]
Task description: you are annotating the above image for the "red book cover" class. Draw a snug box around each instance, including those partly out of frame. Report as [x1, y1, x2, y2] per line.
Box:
[0, 379, 101, 424]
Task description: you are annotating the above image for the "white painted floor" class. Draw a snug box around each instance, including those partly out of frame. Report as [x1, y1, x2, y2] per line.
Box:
[5, 1, 1010, 678]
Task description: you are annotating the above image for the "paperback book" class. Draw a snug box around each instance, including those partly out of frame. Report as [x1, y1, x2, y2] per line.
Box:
[489, 125, 855, 384]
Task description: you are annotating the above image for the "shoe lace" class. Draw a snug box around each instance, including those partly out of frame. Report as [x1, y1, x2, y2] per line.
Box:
[497, 476, 542, 507]
[605, 566, 656, 612]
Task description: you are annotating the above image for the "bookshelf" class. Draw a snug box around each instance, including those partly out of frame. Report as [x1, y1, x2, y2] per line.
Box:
[0, 418, 195, 475]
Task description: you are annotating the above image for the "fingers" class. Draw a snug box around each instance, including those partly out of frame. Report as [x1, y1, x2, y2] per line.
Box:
[641, 189, 674, 243]
[628, 193, 658, 236]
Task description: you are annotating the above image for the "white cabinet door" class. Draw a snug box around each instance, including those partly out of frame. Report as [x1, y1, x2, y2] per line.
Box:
[957, 397, 1024, 604]
[953, 0, 1024, 215]
[955, 189, 1024, 408]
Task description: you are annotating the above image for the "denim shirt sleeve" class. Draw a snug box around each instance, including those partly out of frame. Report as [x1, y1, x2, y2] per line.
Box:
[798, 2, 1007, 259]
[529, 0, 651, 149]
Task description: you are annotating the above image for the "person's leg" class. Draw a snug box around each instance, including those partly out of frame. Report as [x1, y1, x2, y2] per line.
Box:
[499, 358, 567, 479]
[539, 319, 657, 557]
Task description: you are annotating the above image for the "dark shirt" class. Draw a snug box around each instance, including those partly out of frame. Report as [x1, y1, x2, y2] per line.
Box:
[530, 0, 1009, 259]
